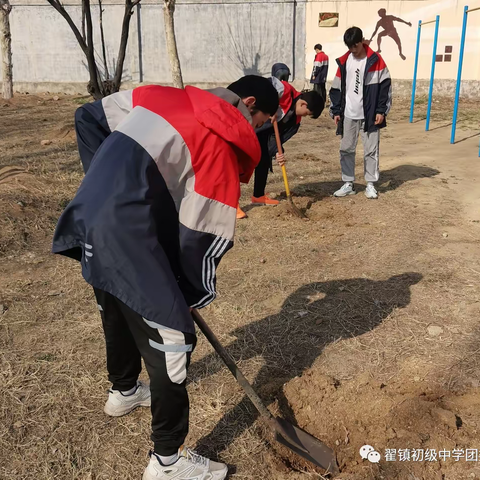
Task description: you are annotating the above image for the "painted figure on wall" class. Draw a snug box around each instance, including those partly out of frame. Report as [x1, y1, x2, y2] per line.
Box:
[368, 9, 412, 60]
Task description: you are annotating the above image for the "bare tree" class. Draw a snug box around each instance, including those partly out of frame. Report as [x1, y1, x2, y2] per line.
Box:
[0, 0, 13, 100]
[163, 0, 183, 88]
[47, 0, 141, 99]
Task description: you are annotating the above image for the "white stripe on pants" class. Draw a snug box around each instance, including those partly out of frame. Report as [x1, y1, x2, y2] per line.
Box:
[340, 118, 380, 183]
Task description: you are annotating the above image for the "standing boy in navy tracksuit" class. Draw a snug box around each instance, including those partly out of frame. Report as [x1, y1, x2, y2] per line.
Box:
[311, 44, 329, 102]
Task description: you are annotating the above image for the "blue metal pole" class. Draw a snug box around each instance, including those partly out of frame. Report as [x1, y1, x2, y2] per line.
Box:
[451, 6, 469, 144]
[410, 20, 422, 123]
[426, 15, 440, 131]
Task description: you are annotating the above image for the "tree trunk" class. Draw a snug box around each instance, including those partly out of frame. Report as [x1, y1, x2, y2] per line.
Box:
[111, 0, 139, 93]
[84, 0, 104, 99]
[163, 0, 183, 89]
[0, 0, 13, 100]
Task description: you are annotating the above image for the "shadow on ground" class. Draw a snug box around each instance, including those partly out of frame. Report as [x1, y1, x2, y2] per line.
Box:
[454, 132, 480, 145]
[288, 164, 440, 203]
[190, 272, 423, 457]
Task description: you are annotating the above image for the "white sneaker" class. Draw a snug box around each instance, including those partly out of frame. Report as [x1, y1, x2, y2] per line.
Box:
[104, 381, 151, 417]
[365, 183, 378, 199]
[333, 182, 356, 197]
[143, 447, 228, 480]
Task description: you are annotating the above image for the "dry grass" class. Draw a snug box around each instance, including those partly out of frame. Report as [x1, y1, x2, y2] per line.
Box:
[1, 93, 480, 479]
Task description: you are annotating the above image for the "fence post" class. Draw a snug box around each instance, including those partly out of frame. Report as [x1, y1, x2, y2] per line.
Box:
[451, 6, 468, 144]
[425, 15, 440, 131]
[409, 20, 422, 123]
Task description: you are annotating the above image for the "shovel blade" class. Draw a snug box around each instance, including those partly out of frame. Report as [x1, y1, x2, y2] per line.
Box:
[287, 197, 308, 220]
[275, 417, 339, 475]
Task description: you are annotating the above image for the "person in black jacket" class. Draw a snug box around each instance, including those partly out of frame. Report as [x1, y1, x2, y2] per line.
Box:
[329, 27, 392, 199]
[237, 77, 324, 218]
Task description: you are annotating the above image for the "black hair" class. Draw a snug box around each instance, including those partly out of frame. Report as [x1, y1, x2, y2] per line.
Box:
[227, 75, 279, 116]
[343, 27, 363, 47]
[299, 90, 325, 119]
[314, 44, 322, 50]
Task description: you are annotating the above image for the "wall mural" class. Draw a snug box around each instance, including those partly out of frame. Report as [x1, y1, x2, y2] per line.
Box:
[365, 9, 412, 60]
[319, 12, 339, 27]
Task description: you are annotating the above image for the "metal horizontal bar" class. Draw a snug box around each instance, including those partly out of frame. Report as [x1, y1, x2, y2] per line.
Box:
[420, 19, 437, 25]
[466, 6, 480, 12]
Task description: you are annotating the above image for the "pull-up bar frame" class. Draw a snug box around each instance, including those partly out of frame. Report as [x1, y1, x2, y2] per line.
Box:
[409, 15, 440, 130]
[450, 5, 480, 157]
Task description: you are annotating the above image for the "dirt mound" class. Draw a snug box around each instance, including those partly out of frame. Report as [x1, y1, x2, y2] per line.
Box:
[0, 166, 30, 185]
[283, 371, 480, 478]
[46, 123, 76, 143]
[242, 195, 315, 222]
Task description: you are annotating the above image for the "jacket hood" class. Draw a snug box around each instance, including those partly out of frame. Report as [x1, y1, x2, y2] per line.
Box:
[185, 86, 261, 184]
[337, 43, 377, 66]
[271, 63, 291, 77]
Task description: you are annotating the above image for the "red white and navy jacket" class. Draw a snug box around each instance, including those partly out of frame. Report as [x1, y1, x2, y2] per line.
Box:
[52, 85, 260, 333]
[329, 44, 392, 134]
[311, 51, 329, 84]
[256, 78, 302, 157]
[274, 78, 301, 124]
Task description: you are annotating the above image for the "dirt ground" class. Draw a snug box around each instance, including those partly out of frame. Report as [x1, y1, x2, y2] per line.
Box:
[1, 92, 480, 480]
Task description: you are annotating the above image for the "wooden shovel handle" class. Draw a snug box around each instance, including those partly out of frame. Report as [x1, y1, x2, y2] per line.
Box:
[191, 309, 308, 453]
[272, 117, 291, 198]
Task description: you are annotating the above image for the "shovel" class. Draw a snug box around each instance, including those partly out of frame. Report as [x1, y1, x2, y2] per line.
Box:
[192, 309, 339, 475]
[272, 118, 308, 220]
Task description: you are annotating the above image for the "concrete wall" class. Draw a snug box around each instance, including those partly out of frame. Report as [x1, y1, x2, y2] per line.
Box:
[2, 0, 306, 93]
[2, 0, 479, 95]
[305, 0, 480, 96]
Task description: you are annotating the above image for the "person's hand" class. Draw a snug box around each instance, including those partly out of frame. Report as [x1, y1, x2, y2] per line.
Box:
[334, 115, 341, 125]
[276, 152, 286, 167]
[375, 114, 385, 125]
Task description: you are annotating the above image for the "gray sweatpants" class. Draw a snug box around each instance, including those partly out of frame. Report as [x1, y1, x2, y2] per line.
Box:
[340, 118, 380, 183]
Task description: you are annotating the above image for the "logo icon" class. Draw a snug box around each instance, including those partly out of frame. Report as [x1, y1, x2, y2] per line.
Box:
[360, 445, 382, 463]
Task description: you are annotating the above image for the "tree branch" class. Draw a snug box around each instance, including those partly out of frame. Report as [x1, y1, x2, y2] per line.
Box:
[46, 0, 88, 55]
[98, 0, 109, 80]
[81, 1, 86, 43]
[83, 0, 103, 97]
[112, 0, 140, 89]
